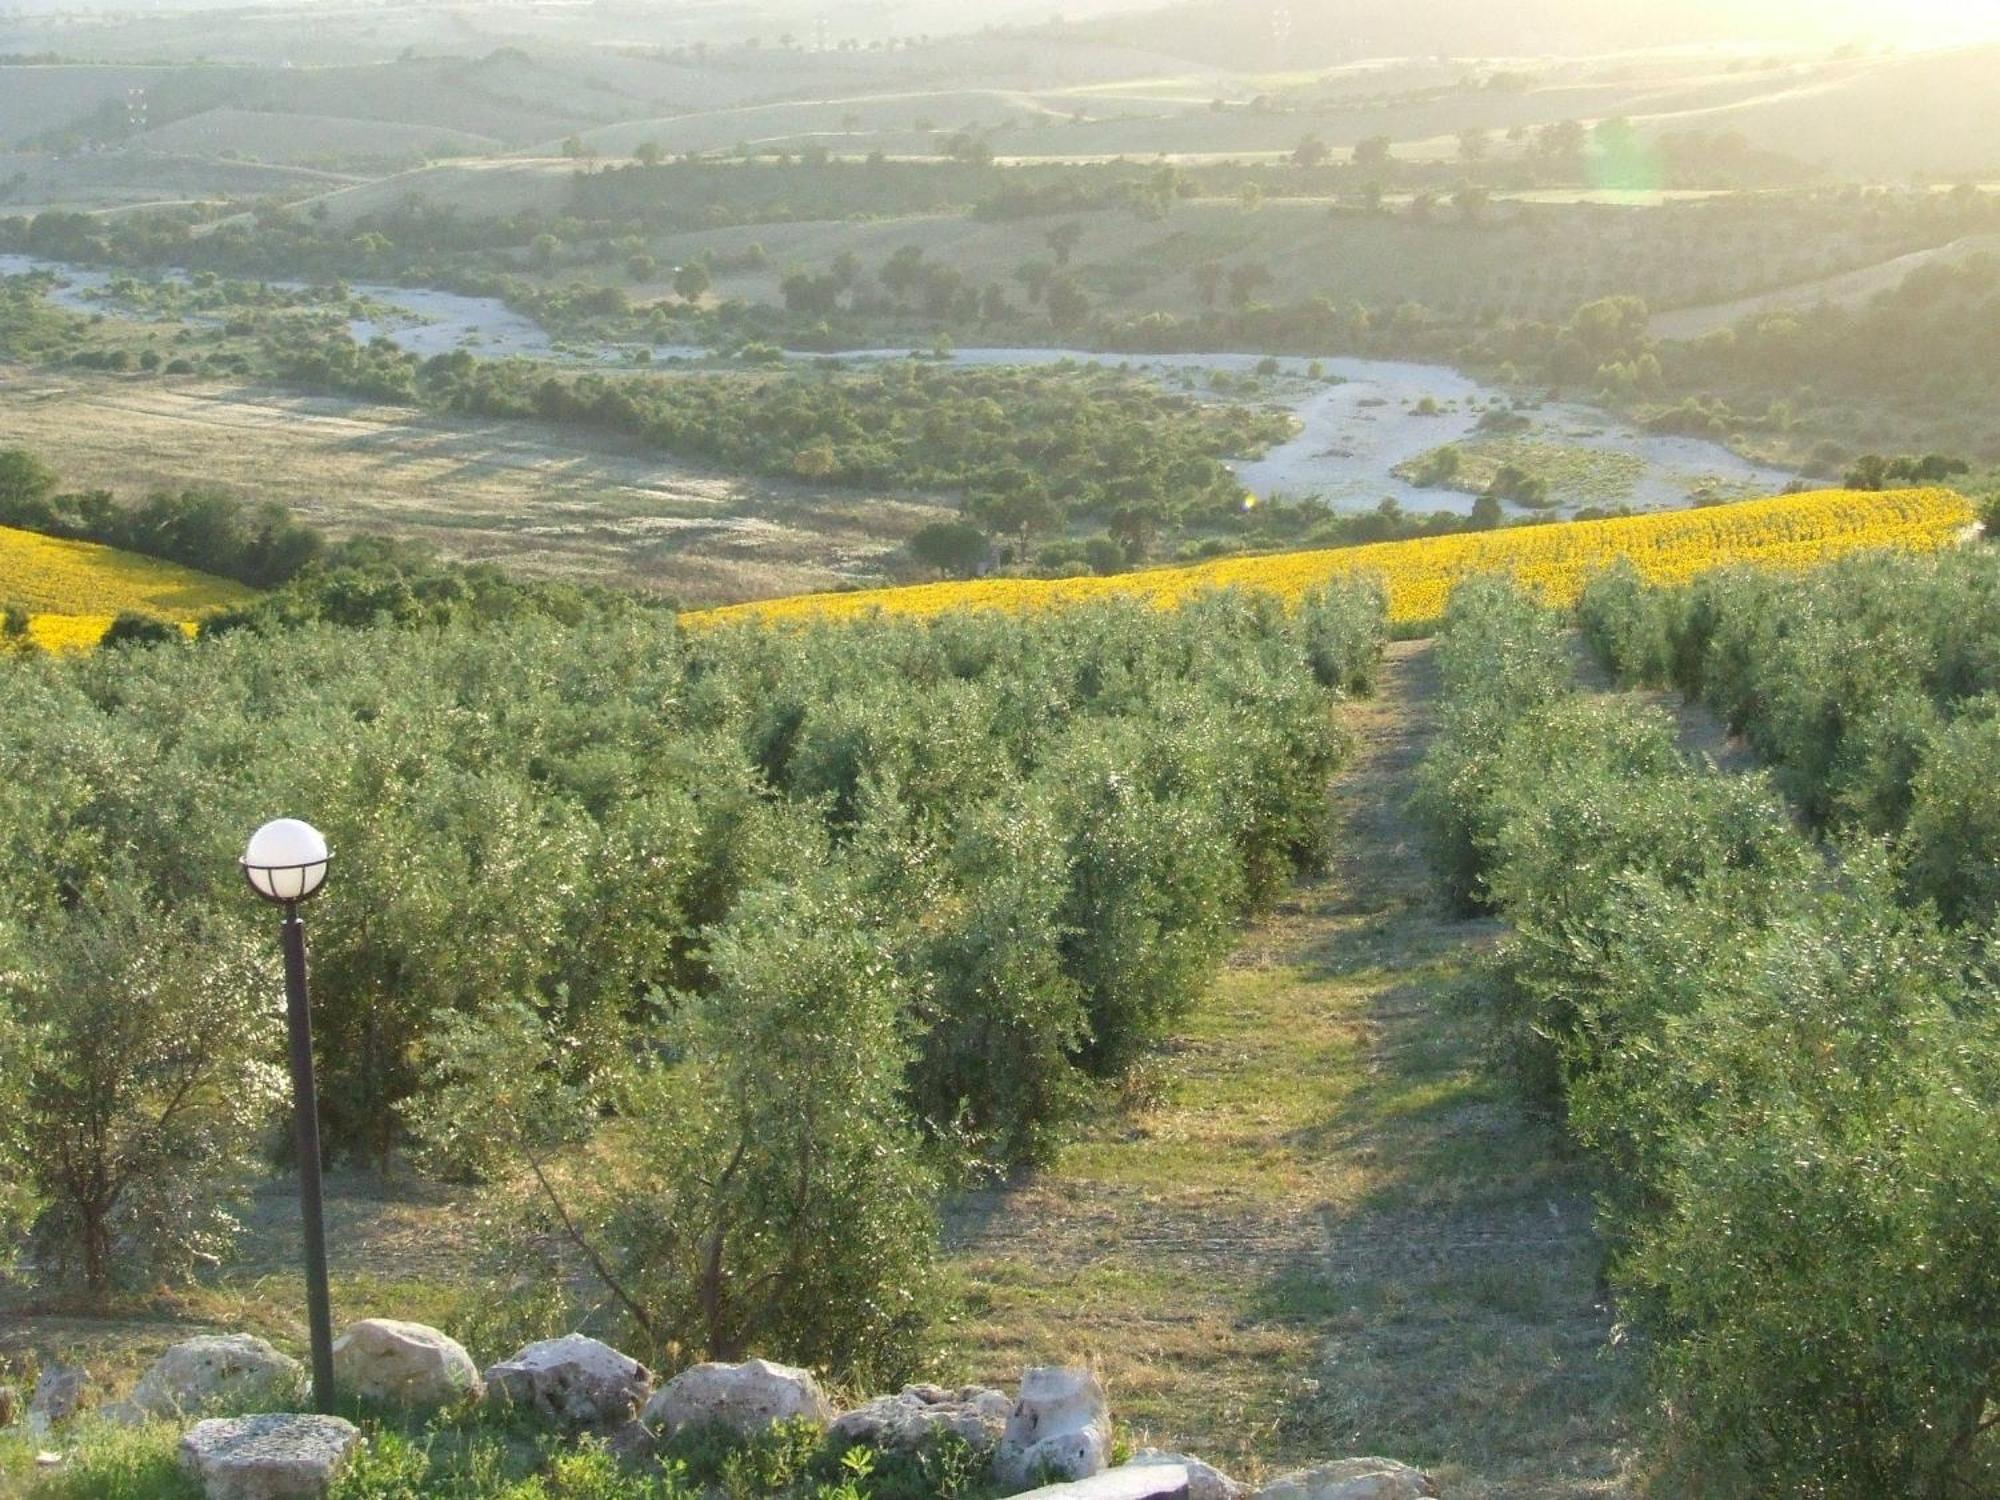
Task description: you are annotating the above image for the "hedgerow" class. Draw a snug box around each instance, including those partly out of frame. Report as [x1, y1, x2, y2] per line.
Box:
[1418, 579, 2000, 1498]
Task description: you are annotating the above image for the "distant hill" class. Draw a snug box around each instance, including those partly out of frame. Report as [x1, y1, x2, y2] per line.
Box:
[131, 109, 496, 168]
[1062, 0, 1992, 69]
[1634, 44, 2000, 179]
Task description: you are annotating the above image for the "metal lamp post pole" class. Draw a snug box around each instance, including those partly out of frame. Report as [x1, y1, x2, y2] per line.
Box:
[279, 903, 336, 1415]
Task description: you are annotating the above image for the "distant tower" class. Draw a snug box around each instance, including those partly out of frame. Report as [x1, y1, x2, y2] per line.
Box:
[814, 17, 828, 52]
[125, 88, 148, 135]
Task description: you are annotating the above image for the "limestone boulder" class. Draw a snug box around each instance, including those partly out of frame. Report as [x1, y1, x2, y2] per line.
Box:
[122, 1336, 304, 1421]
[1009, 1464, 1193, 1500]
[994, 1367, 1111, 1490]
[1131, 1449, 1244, 1500]
[331, 1320, 480, 1409]
[178, 1413, 362, 1500]
[1254, 1459, 1438, 1500]
[482, 1335, 651, 1430]
[642, 1359, 833, 1438]
[27, 1364, 91, 1435]
[829, 1384, 1012, 1453]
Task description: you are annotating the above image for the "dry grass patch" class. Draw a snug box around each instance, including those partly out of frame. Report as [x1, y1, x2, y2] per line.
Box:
[0, 370, 949, 606]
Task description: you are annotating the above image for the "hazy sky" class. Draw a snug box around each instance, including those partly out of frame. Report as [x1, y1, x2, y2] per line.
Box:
[1765, 0, 2000, 45]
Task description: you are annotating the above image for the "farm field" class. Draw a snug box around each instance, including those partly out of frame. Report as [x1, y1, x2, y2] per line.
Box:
[7, 3, 2000, 1496]
[0, 522, 252, 648]
[692, 487, 1977, 629]
[0, 373, 949, 606]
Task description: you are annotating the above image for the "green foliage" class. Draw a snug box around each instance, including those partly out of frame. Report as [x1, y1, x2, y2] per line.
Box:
[1901, 703, 2000, 924]
[1, 585, 1380, 1360]
[5, 896, 281, 1294]
[0, 990, 35, 1246]
[602, 876, 938, 1380]
[1581, 550, 2000, 923]
[23, 1420, 199, 1500]
[264, 343, 1288, 539]
[1421, 584, 2000, 1497]
[1411, 577, 1577, 912]
[1297, 577, 1388, 695]
[100, 613, 183, 649]
[0, 450, 324, 588]
[905, 521, 988, 580]
[309, 1413, 998, 1500]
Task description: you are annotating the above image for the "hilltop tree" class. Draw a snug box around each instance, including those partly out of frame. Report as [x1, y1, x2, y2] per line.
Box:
[0, 447, 58, 519]
[1292, 135, 1332, 169]
[1014, 259, 1056, 305]
[634, 140, 665, 166]
[943, 130, 994, 166]
[1458, 127, 1490, 164]
[1046, 222, 1084, 267]
[673, 261, 712, 303]
[1227, 261, 1274, 308]
[1045, 276, 1091, 331]
[1352, 135, 1393, 172]
[881, 244, 928, 302]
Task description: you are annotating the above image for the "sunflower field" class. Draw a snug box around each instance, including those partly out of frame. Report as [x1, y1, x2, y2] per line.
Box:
[0, 524, 254, 650]
[691, 487, 1976, 631]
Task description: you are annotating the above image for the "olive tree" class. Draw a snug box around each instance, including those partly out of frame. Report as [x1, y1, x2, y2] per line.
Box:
[8, 896, 280, 1295]
[604, 877, 937, 1381]
[418, 875, 938, 1383]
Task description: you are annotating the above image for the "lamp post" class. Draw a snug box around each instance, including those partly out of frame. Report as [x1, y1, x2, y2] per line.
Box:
[241, 818, 336, 1415]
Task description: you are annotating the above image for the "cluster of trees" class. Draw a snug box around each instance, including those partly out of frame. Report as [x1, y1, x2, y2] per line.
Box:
[271, 334, 1291, 547]
[1416, 576, 1999, 1497]
[1465, 255, 2000, 464]
[0, 584, 1384, 1380]
[0, 447, 323, 588]
[1581, 550, 2000, 917]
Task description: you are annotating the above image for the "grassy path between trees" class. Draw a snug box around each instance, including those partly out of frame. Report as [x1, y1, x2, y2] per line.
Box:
[3, 640, 1640, 1496]
[941, 641, 1638, 1497]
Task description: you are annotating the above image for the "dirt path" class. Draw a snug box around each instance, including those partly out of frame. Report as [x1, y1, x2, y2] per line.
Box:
[945, 641, 1636, 1496]
[1570, 632, 1755, 773]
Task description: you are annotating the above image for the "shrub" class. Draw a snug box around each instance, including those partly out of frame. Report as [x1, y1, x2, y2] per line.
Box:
[603, 877, 938, 1382]
[6, 897, 281, 1295]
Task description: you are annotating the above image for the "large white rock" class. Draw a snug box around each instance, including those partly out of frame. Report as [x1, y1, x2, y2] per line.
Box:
[830, 1384, 1013, 1452]
[994, 1367, 1111, 1490]
[642, 1359, 833, 1438]
[482, 1334, 651, 1430]
[331, 1320, 480, 1409]
[1254, 1459, 1438, 1500]
[122, 1336, 304, 1421]
[1008, 1463, 1193, 1500]
[178, 1413, 362, 1500]
[1131, 1449, 1244, 1500]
